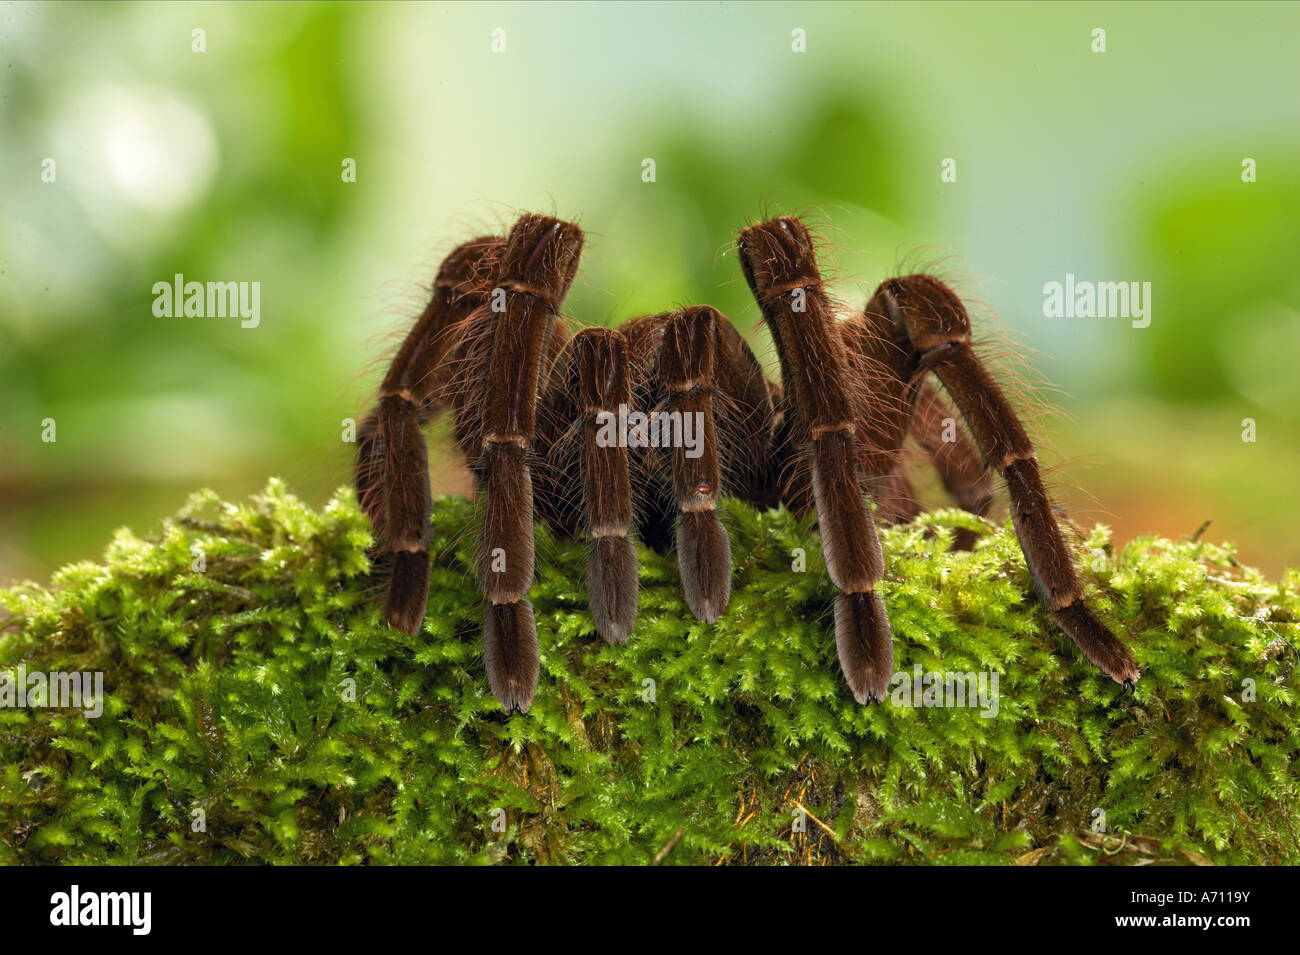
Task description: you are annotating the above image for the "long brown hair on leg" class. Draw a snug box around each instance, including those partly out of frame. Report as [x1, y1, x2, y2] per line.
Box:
[843, 280, 983, 534]
[842, 279, 922, 528]
[571, 326, 639, 644]
[879, 272, 1139, 685]
[853, 280, 994, 538]
[659, 306, 732, 623]
[737, 216, 892, 704]
[355, 237, 503, 635]
[909, 380, 995, 549]
[475, 214, 584, 712]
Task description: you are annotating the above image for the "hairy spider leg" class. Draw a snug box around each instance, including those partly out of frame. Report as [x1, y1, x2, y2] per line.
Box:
[619, 308, 776, 624]
[849, 289, 994, 546]
[879, 273, 1140, 685]
[572, 327, 639, 644]
[355, 236, 503, 635]
[710, 316, 782, 510]
[738, 216, 893, 704]
[841, 282, 922, 527]
[661, 306, 732, 622]
[476, 214, 584, 712]
[909, 381, 995, 548]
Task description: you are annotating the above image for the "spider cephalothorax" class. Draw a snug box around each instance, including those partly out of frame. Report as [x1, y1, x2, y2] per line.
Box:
[356, 212, 1139, 712]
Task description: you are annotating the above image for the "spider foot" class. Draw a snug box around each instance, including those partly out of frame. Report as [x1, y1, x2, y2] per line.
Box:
[484, 599, 540, 713]
[1109, 678, 1137, 708]
[383, 551, 430, 635]
[834, 591, 894, 705]
[677, 510, 732, 623]
[1054, 601, 1141, 686]
[587, 536, 638, 645]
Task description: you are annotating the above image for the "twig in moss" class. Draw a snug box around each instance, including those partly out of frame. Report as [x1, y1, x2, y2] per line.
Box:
[789, 800, 838, 842]
[651, 828, 684, 865]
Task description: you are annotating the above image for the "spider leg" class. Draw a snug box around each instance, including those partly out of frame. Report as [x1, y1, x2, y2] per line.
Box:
[476, 214, 583, 712]
[865, 463, 922, 525]
[909, 380, 994, 517]
[909, 380, 994, 549]
[847, 286, 994, 536]
[878, 273, 1140, 685]
[738, 217, 892, 704]
[841, 291, 921, 527]
[572, 327, 639, 643]
[356, 237, 502, 634]
[712, 315, 782, 509]
[661, 306, 732, 622]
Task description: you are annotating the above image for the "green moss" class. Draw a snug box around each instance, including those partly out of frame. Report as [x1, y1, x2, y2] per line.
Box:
[1, 480, 1297, 865]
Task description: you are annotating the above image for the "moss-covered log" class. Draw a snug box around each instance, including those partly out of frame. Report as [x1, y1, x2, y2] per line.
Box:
[1, 480, 1297, 865]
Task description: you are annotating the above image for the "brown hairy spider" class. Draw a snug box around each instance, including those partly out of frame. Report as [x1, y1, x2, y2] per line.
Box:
[355, 212, 1140, 712]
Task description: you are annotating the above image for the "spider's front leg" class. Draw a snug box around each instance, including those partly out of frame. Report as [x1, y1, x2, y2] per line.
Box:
[476, 214, 583, 712]
[878, 273, 1140, 685]
[356, 236, 502, 634]
[737, 217, 893, 703]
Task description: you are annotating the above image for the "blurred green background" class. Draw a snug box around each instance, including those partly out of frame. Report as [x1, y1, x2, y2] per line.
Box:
[2, 1, 1298, 582]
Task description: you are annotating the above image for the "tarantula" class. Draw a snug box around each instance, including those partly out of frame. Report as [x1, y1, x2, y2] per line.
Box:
[355, 213, 1139, 712]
